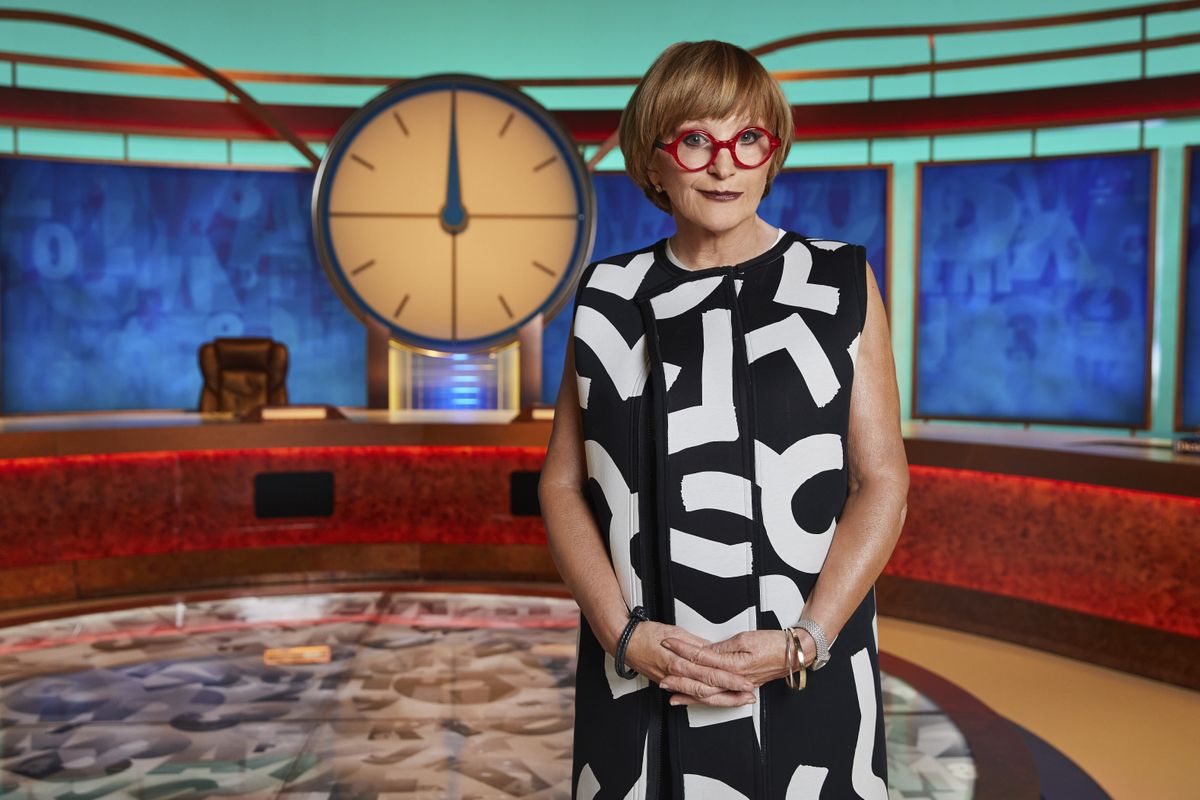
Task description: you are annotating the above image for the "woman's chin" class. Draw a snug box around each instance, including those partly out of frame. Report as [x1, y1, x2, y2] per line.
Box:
[680, 208, 756, 235]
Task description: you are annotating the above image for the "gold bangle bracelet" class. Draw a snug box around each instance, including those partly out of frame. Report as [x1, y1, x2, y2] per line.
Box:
[782, 627, 801, 691]
[788, 627, 807, 691]
[783, 628, 797, 690]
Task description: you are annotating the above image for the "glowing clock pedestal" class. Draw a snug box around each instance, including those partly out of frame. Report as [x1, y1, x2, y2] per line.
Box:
[378, 314, 546, 415]
[387, 339, 521, 412]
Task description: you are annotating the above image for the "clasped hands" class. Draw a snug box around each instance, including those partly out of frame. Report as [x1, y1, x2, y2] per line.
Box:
[621, 621, 811, 707]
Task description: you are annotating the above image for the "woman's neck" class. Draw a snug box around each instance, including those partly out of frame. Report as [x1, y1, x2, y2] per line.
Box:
[668, 216, 778, 270]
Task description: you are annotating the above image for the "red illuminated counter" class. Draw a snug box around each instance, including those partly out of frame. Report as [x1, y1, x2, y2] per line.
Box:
[0, 410, 1196, 687]
[891, 423, 1199, 689]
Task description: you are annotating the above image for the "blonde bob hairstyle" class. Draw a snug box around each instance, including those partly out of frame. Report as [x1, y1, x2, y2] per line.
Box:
[619, 40, 793, 214]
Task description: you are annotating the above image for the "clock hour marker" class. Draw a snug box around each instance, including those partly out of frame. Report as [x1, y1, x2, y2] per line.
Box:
[329, 211, 569, 220]
[498, 294, 514, 320]
[532, 260, 556, 276]
[451, 233, 457, 340]
[329, 211, 438, 218]
[471, 212, 577, 219]
[350, 154, 375, 171]
[352, 259, 376, 275]
[532, 155, 557, 172]
[498, 112, 514, 138]
[392, 111, 409, 136]
[393, 294, 411, 320]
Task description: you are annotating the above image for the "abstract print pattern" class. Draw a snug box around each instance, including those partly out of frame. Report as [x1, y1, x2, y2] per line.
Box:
[570, 232, 886, 798]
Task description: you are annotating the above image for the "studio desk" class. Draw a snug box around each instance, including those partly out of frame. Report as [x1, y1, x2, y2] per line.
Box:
[0, 409, 1196, 688]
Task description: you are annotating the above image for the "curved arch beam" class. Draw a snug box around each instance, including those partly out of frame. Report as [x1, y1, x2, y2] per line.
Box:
[5, 1, 1195, 89]
[748, 1, 1194, 56]
[586, 132, 619, 172]
[0, 8, 320, 169]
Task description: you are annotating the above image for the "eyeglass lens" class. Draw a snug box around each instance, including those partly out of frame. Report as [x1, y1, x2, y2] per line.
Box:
[676, 129, 773, 170]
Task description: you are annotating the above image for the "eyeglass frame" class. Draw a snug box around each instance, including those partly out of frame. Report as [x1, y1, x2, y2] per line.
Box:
[654, 126, 783, 172]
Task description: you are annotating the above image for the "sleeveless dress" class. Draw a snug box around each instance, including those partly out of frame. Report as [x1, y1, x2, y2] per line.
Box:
[568, 230, 888, 799]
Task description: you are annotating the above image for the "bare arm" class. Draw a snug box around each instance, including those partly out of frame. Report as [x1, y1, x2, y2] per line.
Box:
[797, 258, 909, 661]
[537, 326, 631, 655]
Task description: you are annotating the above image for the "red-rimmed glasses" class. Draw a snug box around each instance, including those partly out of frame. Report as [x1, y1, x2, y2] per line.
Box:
[655, 126, 782, 172]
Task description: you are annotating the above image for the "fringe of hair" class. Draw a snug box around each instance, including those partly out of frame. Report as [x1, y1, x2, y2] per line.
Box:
[619, 41, 794, 214]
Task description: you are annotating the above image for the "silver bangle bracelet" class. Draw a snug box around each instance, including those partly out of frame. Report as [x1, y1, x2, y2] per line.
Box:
[795, 618, 830, 670]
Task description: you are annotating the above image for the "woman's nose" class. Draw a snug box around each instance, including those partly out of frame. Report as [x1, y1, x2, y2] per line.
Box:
[708, 146, 736, 178]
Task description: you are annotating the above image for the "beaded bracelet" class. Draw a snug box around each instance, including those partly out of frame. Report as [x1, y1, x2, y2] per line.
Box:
[795, 618, 830, 670]
[614, 605, 649, 679]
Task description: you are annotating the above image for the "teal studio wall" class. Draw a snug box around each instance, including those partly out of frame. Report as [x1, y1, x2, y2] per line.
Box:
[2, 0, 1199, 435]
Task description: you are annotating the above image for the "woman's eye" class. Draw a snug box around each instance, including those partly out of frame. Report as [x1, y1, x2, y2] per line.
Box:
[739, 130, 762, 144]
[682, 133, 708, 148]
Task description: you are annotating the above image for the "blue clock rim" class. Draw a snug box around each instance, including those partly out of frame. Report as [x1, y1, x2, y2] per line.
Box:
[312, 73, 595, 352]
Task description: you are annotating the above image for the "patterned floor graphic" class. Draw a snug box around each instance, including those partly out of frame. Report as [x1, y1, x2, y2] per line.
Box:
[0, 591, 974, 799]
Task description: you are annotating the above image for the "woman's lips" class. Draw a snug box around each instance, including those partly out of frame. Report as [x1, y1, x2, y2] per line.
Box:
[699, 190, 742, 202]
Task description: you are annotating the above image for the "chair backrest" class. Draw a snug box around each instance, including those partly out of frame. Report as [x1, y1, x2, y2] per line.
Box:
[198, 337, 289, 413]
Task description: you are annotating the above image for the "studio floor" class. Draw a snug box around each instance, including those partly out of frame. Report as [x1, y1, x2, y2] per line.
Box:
[0, 584, 1187, 799]
[877, 617, 1200, 800]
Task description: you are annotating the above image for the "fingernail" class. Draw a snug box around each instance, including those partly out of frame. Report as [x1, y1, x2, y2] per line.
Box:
[662, 640, 673, 650]
[669, 699, 681, 706]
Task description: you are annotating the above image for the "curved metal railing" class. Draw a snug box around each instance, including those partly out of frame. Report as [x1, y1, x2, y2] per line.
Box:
[0, 0, 1197, 167]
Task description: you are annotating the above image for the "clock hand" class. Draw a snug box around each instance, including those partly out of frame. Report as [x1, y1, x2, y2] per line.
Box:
[440, 90, 468, 234]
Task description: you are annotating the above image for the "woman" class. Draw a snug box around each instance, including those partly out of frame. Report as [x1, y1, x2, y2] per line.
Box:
[539, 40, 908, 799]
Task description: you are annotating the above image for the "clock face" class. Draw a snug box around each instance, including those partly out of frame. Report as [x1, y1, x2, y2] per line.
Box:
[312, 74, 595, 352]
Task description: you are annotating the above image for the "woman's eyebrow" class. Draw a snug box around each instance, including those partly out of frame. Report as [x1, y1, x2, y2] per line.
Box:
[677, 118, 757, 131]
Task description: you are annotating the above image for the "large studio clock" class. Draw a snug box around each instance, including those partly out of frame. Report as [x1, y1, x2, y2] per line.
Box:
[311, 73, 595, 353]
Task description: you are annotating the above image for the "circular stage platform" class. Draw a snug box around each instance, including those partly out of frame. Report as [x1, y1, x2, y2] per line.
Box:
[0, 586, 1103, 799]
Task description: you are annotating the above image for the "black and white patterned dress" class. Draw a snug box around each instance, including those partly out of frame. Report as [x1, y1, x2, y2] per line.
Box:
[568, 229, 887, 799]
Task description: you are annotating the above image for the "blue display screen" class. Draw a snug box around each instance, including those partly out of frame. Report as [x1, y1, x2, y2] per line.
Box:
[541, 168, 890, 404]
[1182, 147, 1200, 431]
[915, 152, 1152, 427]
[0, 157, 365, 413]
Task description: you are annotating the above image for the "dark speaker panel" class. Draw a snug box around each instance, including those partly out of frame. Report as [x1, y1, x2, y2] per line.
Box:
[254, 471, 335, 518]
[511, 470, 542, 517]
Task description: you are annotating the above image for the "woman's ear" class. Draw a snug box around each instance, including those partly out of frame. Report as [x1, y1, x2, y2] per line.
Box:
[646, 163, 662, 194]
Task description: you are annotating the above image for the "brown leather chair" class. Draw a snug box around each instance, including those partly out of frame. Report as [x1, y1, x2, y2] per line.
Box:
[198, 337, 289, 414]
